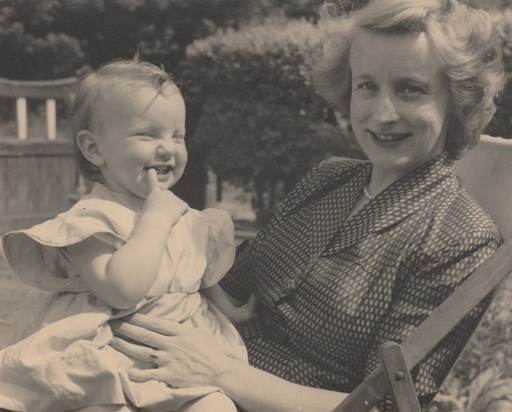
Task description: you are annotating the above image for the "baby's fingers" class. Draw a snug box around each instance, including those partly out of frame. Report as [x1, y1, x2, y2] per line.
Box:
[229, 308, 257, 323]
[245, 294, 258, 310]
[146, 168, 160, 192]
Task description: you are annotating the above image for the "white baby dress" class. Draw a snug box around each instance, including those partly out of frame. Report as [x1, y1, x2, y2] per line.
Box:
[0, 183, 247, 412]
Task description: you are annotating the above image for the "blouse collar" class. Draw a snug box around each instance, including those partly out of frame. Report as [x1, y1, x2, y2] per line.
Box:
[323, 152, 458, 255]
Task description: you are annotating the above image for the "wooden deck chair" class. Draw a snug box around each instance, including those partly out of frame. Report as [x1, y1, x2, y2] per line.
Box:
[334, 135, 512, 411]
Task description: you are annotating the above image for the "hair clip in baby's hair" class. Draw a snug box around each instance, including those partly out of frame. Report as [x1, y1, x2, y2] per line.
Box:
[142, 78, 170, 114]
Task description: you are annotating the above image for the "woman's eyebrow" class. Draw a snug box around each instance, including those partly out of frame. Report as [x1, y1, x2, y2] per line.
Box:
[352, 73, 373, 81]
[394, 76, 431, 87]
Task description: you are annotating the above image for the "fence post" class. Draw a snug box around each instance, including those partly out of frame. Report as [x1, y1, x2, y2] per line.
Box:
[16, 97, 27, 140]
[46, 98, 57, 140]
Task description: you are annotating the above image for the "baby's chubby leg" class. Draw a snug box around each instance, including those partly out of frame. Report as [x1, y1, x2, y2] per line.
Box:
[180, 392, 237, 412]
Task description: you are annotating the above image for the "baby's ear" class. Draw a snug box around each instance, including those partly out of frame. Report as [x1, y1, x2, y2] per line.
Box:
[76, 130, 104, 166]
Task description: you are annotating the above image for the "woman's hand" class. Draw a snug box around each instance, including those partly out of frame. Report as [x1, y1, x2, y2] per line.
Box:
[110, 313, 239, 388]
[111, 315, 350, 412]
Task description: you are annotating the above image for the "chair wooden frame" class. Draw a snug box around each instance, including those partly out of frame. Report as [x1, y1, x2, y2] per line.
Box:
[333, 238, 512, 411]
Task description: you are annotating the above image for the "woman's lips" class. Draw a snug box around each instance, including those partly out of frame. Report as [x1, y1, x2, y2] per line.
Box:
[370, 131, 412, 143]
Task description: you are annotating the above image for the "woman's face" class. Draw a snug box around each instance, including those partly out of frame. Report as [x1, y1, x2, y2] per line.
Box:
[349, 29, 450, 178]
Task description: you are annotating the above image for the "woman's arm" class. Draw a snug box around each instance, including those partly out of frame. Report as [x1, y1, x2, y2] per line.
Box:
[68, 171, 188, 309]
[217, 359, 347, 412]
[110, 314, 348, 412]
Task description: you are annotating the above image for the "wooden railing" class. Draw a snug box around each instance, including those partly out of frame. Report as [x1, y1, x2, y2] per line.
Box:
[0, 77, 78, 140]
[0, 77, 79, 233]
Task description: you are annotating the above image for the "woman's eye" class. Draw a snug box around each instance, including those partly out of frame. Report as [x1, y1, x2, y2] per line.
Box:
[356, 82, 377, 93]
[401, 85, 425, 96]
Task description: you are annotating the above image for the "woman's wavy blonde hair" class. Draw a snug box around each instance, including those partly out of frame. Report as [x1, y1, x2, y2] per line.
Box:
[314, 0, 505, 159]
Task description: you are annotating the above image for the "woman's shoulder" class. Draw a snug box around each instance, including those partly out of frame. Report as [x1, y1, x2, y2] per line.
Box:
[401, 187, 501, 269]
[437, 187, 502, 244]
[283, 157, 369, 206]
[264, 157, 370, 221]
[308, 156, 369, 180]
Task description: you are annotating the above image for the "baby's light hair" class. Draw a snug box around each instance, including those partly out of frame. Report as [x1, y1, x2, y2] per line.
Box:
[70, 59, 181, 181]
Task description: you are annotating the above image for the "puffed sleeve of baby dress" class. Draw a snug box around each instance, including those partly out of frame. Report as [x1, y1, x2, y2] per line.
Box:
[200, 208, 236, 288]
[197, 208, 249, 364]
[1, 198, 129, 294]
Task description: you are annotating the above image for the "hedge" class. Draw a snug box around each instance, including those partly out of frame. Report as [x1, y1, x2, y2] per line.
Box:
[182, 19, 360, 216]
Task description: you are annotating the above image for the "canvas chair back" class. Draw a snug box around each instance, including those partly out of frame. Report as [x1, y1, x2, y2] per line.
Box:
[454, 135, 512, 237]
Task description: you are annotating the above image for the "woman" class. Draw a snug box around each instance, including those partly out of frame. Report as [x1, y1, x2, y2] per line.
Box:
[110, 0, 506, 411]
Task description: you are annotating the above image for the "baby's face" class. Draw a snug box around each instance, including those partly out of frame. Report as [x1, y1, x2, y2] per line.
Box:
[95, 85, 187, 200]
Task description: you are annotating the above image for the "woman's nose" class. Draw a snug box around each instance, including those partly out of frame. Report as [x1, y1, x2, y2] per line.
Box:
[373, 95, 400, 123]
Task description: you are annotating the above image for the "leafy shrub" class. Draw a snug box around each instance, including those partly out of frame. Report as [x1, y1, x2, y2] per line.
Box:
[485, 9, 512, 139]
[429, 276, 512, 411]
[182, 19, 360, 218]
[0, 0, 257, 79]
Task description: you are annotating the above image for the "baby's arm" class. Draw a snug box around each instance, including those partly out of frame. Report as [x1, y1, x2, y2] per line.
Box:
[202, 284, 257, 323]
[67, 170, 188, 309]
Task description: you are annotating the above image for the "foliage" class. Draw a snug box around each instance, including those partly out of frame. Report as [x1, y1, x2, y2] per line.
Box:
[238, 0, 324, 21]
[0, 0, 258, 79]
[428, 277, 512, 412]
[0, 4, 84, 79]
[0, 0, 329, 80]
[182, 19, 360, 215]
[462, 0, 511, 11]
[485, 9, 512, 139]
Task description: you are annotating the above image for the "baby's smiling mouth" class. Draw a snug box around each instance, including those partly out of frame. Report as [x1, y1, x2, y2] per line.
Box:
[144, 165, 173, 175]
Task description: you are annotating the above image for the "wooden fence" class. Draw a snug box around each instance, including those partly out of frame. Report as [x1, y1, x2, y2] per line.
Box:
[0, 77, 79, 233]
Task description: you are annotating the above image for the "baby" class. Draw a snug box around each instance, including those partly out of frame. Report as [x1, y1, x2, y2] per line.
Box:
[0, 59, 255, 412]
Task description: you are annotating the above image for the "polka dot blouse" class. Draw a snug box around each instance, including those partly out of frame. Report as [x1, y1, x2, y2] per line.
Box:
[220, 152, 502, 411]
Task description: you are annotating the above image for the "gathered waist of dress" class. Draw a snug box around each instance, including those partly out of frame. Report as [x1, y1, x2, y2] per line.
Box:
[39, 289, 207, 325]
[139, 290, 207, 322]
